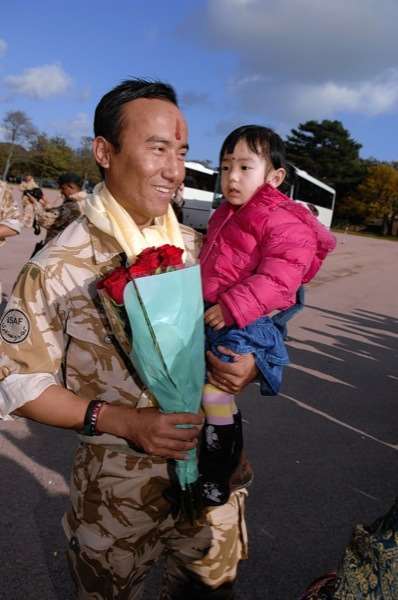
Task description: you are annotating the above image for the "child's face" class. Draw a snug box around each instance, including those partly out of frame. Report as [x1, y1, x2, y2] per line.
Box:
[221, 138, 278, 206]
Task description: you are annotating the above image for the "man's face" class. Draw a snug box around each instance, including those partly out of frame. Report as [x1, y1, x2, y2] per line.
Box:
[60, 183, 80, 198]
[99, 98, 188, 225]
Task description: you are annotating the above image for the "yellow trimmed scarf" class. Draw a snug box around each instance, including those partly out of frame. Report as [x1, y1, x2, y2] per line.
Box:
[84, 182, 185, 263]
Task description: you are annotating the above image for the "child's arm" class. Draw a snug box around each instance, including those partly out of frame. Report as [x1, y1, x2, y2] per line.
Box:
[219, 220, 318, 329]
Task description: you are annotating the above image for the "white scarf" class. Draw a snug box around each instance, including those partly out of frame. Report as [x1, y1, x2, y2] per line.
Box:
[84, 182, 185, 263]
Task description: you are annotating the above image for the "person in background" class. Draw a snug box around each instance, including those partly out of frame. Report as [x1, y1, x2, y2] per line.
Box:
[172, 181, 185, 223]
[300, 497, 398, 599]
[19, 174, 40, 228]
[0, 181, 22, 303]
[34, 172, 85, 244]
[58, 172, 88, 213]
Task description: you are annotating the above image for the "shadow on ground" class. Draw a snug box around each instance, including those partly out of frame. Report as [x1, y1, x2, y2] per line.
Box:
[237, 305, 398, 599]
[0, 305, 397, 599]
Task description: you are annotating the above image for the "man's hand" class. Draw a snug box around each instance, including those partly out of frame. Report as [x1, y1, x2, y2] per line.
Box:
[207, 346, 258, 394]
[98, 405, 203, 460]
[204, 304, 226, 330]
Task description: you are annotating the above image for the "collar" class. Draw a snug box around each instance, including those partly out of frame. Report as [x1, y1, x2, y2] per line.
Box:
[87, 219, 125, 265]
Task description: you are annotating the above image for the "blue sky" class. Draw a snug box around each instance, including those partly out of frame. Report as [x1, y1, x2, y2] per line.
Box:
[1, 0, 397, 166]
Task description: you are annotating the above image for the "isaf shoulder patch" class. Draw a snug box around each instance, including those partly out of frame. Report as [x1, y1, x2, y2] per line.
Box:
[0, 309, 30, 343]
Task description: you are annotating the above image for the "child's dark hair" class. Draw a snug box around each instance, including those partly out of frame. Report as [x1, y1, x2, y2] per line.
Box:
[219, 125, 286, 170]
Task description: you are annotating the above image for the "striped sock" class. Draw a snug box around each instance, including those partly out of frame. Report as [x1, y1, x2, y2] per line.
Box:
[202, 383, 237, 425]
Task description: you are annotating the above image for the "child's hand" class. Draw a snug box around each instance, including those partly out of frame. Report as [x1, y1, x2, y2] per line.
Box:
[204, 304, 226, 330]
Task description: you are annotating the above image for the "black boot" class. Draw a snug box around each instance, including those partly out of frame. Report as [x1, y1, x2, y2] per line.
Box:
[199, 411, 243, 506]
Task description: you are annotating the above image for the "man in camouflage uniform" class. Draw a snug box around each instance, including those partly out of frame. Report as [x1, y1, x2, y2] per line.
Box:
[0, 181, 22, 302]
[19, 174, 39, 228]
[58, 172, 88, 214]
[0, 80, 256, 599]
[34, 173, 86, 244]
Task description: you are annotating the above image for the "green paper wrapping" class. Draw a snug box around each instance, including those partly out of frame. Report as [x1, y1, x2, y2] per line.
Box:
[123, 264, 205, 489]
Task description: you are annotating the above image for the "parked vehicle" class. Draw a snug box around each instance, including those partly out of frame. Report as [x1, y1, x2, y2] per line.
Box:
[283, 163, 336, 229]
[181, 161, 336, 231]
[181, 161, 218, 231]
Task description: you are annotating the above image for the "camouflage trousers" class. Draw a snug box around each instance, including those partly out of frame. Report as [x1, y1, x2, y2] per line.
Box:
[63, 443, 248, 599]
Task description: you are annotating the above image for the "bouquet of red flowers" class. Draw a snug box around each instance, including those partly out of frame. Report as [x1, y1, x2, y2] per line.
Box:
[98, 244, 185, 304]
[97, 244, 205, 521]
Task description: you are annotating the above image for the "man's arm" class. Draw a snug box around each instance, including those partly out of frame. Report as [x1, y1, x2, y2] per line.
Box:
[207, 347, 257, 394]
[15, 384, 202, 460]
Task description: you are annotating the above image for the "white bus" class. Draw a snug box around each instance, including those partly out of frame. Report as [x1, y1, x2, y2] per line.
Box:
[181, 161, 336, 231]
[284, 163, 336, 229]
[181, 161, 218, 231]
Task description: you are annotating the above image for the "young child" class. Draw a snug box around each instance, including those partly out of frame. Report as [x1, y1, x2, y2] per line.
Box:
[199, 125, 336, 506]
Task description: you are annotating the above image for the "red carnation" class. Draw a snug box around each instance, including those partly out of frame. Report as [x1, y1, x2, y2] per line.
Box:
[97, 266, 130, 305]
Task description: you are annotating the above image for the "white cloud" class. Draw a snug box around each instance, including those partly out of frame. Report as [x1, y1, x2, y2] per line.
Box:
[229, 69, 398, 121]
[4, 64, 72, 99]
[184, 0, 398, 122]
[203, 0, 398, 82]
[0, 39, 7, 58]
[293, 72, 398, 118]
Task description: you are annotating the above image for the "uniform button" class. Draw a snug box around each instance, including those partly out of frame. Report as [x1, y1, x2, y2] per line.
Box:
[104, 335, 113, 344]
[69, 536, 80, 553]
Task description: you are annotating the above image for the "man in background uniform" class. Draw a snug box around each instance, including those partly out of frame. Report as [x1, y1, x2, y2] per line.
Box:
[58, 172, 88, 213]
[0, 181, 22, 303]
[34, 172, 86, 244]
[19, 174, 39, 228]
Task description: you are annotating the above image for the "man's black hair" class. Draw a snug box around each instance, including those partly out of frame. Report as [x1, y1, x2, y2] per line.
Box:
[58, 172, 82, 188]
[219, 125, 286, 170]
[94, 78, 178, 152]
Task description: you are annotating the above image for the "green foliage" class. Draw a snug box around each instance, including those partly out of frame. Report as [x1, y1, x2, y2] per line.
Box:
[285, 120, 366, 209]
[72, 137, 101, 185]
[29, 134, 76, 178]
[1, 110, 37, 179]
[355, 164, 398, 234]
[0, 109, 101, 186]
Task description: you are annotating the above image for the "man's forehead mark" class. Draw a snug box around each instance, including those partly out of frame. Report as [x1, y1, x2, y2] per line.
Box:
[175, 118, 183, 140]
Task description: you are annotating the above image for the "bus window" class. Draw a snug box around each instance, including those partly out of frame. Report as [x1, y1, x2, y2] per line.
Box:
[212, 172, 223, 209]
[293, 177, 334, 209]
[184, 168, 217, 193]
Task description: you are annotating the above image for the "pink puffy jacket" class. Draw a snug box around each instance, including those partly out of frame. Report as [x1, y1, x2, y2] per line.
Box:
[200, 183, 336, 329]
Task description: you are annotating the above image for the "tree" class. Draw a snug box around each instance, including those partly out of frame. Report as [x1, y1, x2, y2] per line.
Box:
[353, 164, 398, 235]
[29, 134, 76, 179]
[73, 136, 100, 186]
[1, 110, 37, 180]
[285, 120, 366, 210]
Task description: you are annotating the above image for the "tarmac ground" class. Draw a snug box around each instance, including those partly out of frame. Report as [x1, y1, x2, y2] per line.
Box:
[0, 227, 397, 599]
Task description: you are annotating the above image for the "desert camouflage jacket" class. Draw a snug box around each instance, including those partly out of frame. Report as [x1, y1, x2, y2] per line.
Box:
[35, 197, 83, 242]
[0, 183, 22, 238]
[0, 216, 202, 446]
